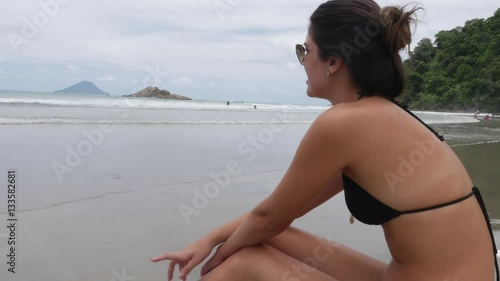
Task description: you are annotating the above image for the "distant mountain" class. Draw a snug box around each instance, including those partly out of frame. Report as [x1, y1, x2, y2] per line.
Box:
[55, 81, 107, 95]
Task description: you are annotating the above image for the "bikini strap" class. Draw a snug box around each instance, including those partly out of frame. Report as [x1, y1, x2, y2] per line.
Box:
[385, 96, 445, 142]
[357, 92, 445, 142]
[473, 187, 499, 281]
[399, 190, 475, 215]
[399, 187, 498, 280]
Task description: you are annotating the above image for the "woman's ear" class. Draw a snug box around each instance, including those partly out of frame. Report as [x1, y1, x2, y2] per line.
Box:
[328, 57, 343, 75]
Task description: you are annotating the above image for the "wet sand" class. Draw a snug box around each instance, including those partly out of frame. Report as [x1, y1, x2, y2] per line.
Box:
[0, 122, 498, 281]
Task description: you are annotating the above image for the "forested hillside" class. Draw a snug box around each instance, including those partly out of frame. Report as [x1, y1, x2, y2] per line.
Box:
[402, 9, 499, 112]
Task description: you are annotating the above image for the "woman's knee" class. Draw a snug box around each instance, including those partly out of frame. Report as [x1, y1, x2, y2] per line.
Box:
[204, 244, 266, 279]
[226, 244, 267, 267]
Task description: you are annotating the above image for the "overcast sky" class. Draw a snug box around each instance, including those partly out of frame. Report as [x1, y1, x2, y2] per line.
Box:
[0, 0, 498, 105]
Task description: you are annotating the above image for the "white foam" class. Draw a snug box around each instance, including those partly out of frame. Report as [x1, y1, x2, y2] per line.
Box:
[0, 117, 313, 125]
[450, 140, 500, 148]
[0, 96, 328, 112]
[0, 92, 483, 124]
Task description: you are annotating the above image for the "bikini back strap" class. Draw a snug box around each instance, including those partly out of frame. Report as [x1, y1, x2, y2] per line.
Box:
[400, 187, 498, 279]
[399, 190, 475, 215]
[385, 96, 445, 141]
[473, 187, 499, 281]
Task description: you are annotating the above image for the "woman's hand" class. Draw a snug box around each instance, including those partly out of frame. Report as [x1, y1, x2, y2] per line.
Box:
[151, 238, 215, 281]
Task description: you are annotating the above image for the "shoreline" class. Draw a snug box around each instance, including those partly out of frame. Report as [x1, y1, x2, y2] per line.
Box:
[1, 91, 498, 115]
[411, 110, 498, 120]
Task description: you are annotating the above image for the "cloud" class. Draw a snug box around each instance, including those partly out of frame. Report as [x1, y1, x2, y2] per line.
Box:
[98, 76, 116, 82]
[67, 65, 79, 74]
[0, 0, 497, 104]
[168, 76, 194, 85]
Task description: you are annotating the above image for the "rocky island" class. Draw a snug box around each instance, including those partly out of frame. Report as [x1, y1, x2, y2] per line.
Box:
[123, 86, 192, 100]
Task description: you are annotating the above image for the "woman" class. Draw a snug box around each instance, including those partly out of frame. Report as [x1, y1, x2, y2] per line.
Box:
[151, 0, 499, 280]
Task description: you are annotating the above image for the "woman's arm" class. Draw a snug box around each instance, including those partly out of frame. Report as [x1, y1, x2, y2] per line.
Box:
[206, 172, 343, 247]
[296, 172, 344, 218]
[203, 109, 351, 270]
[205, 213, 247, 247]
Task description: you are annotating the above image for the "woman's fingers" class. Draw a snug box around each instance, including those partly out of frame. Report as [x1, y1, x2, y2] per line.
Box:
[150, 250, 203, 280]
[150, 252, 182, 262]
[168, 260, 177, 281]
[179, 258, 198, 280]
[150, 252, 191, 280]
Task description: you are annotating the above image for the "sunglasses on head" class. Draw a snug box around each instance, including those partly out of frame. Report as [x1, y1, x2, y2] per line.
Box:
[295, 44, 318, 65]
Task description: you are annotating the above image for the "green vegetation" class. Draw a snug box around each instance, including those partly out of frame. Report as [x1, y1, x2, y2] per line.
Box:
[401, 9, 500, 112]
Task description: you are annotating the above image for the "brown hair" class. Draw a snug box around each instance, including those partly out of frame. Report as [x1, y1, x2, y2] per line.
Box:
[309, 0, 422, 98]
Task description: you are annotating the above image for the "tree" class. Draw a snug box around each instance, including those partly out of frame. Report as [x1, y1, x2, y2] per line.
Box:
[401, 9, 500, 112]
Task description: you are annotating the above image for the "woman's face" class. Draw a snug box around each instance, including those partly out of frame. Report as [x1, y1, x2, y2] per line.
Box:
[302, 33, 331, 99]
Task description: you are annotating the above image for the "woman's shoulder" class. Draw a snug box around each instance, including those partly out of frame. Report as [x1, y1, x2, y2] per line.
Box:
[317, 98, 388, 128]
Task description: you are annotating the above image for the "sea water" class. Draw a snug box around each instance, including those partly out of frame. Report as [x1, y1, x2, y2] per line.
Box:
[0, 91, 498, 281]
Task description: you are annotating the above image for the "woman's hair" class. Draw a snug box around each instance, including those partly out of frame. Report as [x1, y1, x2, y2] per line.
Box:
[309, 0, 421, 98]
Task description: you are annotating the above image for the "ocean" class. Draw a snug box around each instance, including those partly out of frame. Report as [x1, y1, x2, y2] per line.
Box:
[0, 90, 484, 126]
[0, 91, 498, 281]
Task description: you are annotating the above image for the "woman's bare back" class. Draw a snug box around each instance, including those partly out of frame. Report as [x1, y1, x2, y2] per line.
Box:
[337, 96, 495, 280]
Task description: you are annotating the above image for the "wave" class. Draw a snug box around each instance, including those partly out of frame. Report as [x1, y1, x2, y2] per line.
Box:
[0, 116, 478, 125]
[449, 139, 500, 148]
[0, 117, 314, 125]
[0, 96, 328, 112]
[0, 93, 484, 124]
[2, 97, 493, 116]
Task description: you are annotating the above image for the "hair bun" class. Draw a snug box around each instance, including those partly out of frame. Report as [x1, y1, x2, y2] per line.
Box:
[380, 5, 421, 54]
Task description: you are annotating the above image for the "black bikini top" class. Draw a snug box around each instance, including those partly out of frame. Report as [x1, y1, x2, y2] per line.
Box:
[343, 175, 475, 225]
[342, 96, 498, 280]
[342, 95, 447, 225]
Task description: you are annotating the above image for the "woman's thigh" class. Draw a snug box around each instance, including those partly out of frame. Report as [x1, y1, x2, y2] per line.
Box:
[265, 226, 387, 281]
[201, 244, 339, 281]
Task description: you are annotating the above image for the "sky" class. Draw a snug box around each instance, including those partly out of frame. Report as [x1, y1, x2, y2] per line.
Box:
[0, 0, 498, 105]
